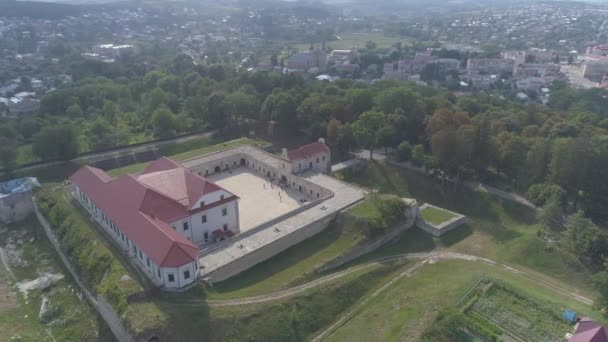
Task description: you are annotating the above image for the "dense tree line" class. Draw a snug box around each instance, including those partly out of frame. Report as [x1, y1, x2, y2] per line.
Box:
[1, 58, 607, 227]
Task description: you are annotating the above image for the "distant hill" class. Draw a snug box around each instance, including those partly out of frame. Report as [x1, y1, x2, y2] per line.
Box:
[0, 0, 82, 19]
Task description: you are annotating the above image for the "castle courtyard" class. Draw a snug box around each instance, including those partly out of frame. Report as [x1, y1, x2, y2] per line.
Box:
[207, 168, 310, 232]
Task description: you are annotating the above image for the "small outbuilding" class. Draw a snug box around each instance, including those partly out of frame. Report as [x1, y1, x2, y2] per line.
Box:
[0, 177, 40, 224]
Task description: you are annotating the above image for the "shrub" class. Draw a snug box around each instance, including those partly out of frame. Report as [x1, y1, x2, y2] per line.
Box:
[412, 144, 426, 166]
[396, 141, 412, 161]
[528, 183, 566, 207]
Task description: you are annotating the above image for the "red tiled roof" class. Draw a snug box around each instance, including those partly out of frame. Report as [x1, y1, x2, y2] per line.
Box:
[137, 168, 223, 210]
[571, 318, 608, 342]
[141, 157, 182, 174]
[69, 158, 236, 268]
[286, 141, 329, 161]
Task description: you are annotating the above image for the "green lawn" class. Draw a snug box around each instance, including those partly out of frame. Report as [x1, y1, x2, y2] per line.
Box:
[336, 160, 595, 295]
[326, 260, 598, 342]
[107, 137, 269, 177]
[420, 206, 457, 225]
[206, 220, 367, 299]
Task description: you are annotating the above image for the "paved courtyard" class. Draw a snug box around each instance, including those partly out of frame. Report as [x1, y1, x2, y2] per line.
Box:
[198, 170, 366, 281]
[207, 168, 309, 232]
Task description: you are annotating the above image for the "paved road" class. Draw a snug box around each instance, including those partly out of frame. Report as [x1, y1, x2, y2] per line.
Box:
[2, 130, 215, 177]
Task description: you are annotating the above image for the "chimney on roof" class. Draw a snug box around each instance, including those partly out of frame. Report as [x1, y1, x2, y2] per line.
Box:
[281, 148, 288, 159]
[318, 138, 326, 145]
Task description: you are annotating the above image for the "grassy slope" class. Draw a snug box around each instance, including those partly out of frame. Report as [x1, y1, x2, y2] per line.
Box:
[0, 218, 111, 341]
[326, 260, 599, 342]
[336, 161, 594, 295]
[207, 261, 407, 342]
[206, 220, 367, 299]
[37, 185, 167, 337]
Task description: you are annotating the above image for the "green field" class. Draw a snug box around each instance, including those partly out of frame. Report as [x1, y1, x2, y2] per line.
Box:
[326, 260, 596, 342]
[420, 206, 457, 225]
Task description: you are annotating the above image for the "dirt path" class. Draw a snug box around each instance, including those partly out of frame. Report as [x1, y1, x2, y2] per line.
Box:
[165, 252, 591, 309]
[355, 149, 537, 209]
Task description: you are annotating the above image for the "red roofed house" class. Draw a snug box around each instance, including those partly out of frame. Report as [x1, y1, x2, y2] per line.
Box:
[570, 318, 608, 342]
[282, 138, 331, 174]
[69, 157, 239, 289]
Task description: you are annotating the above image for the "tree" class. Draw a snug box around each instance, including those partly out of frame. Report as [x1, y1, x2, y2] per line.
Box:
[396, 141, 412, 161]
[525, 138, 551, 183]
[550, 138, 590, 208]
[365, 40, 377, 51]
[431, 129, 463, 175]
[336, 123, 355, 152]
[346, 88, 374, 116]
[565, 211, 608, 267]
[260, 91, 298, 131]
[352, 111, 385, 159]
[102, 100, 119, 122]
[151, 107, 178, 138]
[65, 103, 83, 118]
[225, 91, 258, 130]
[0, 137, 17, 171]
[204, 91, 228, 130]
[537, 194, 563, 229]
[326, 118, 340, 145]
[412, 144, 426, 166]
[32, 125, 79, 161]
[87, 118, 117, 150]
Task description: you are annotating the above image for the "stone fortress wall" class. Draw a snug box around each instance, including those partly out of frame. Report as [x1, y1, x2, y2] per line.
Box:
[182, 145, 333, 201]
[181, 145, 365, 283]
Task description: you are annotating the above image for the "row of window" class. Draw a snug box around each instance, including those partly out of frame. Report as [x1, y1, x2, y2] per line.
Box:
[297, 155, 327, 170]
[197, 195, 226, 209]
[171, 207, 229, 233]
[79, 189, 193, 287]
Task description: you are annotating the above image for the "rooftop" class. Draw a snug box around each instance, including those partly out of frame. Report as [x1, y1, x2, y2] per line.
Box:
[0, 177, 40, 199]
[69, 157, 236, 267]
